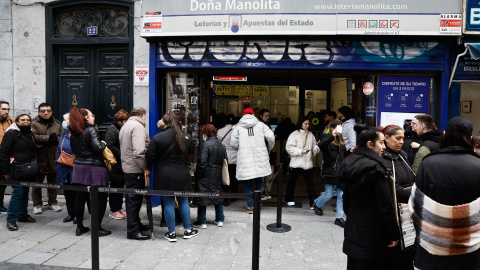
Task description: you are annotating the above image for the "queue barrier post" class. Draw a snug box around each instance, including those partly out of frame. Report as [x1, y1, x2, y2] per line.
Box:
[89, 185, 100, 270]
[252, 190, 261, 270]
[266, 163, 291, 233]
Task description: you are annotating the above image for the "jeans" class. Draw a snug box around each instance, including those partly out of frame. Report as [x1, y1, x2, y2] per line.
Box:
[244, 177, 263, 208]
[7, 186, 29, 222]
[196, 204, 224, 224]
[314, 184, 344, 219]
[162, 196, 191, 234]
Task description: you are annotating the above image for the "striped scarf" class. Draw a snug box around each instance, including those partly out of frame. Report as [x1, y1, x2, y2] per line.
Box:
[408, 184, 480, 256]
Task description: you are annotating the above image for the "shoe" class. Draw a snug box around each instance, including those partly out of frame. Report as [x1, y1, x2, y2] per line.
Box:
[48, 204, 62, 212]
[0, 205, 7, 213]
[75, 226, 90, 236]
[332, 202, 337, 206]
[246, 207, 253, 214]
[183, 229, 198, 239]
[313, 204, 323, 216]
[261, 194, 269, 201]
[165, 232, 177, 242]
[73, 218, 77, 225]
[109, 211, 125, 220]
[192, 221, 207, 229]
[63, 215, 74, 223]
[98, 227, 112, 237]
[310, 206, 314, 210]
[139, 223, 150, 232]
[286, 201, 295, 206]
[264, 191, 272, 200]
[6, 221, 18, 231]
[18, 215, 36, 223]
[223, 199, 229, 207]
[335, 218, 346, 228]
[119, 209, 127, 217]
[214, 220, 224, 227]
[334, 208, 337, 212]
[128, 231, 151, 240]
[33, 206, 42, 215]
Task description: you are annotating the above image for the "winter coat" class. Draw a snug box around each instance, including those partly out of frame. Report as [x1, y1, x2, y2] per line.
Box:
[413, 146, 480, 270]
[0, 123, 37, 179]
[382, 146, 415, 204]
[342, 118, 357, 151]
[119, 117, 150, 174]
[274, 121, 296, 141]
[0, 117, 13, 146]
[218, 124, 237, 164]
[412, 130, 441, 173]
[401, 125, 420, 165]
[317, 133, 345, 186]
[194, 137, 226, 206]
[339, 147, 400, 261]
[70, 124, 106, 167]
[286, 130, 319, 170]
[105, 121, 124, 176]
[31, 116, 63, 173]
[146, 127, 194, 191]
[230, 114, 274, 180]
[55, 130, 75, 184]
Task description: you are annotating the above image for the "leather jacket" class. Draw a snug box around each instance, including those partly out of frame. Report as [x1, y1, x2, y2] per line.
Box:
[70, 124, 106, 167]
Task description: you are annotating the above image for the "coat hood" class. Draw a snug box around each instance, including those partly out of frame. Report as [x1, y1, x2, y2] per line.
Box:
[238, 114, 259, 128]
[420, 130, 441, 143]
[6, 122, 19, 132]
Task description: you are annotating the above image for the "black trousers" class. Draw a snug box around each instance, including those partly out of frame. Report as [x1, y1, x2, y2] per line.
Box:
[347, 257, 388, 270]
[284, 168, 317, 206]
[74, 187, 107, 229]
[0, 175, 6, 206]
[63, 171, 77, 217]
[124, 173, 145, 234]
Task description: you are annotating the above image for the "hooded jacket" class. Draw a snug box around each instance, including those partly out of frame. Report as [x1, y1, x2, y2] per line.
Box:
[105, 120, 124, 175]
[286, 129, 319, 170]
[342, 118, 357, 151]
[382, 146, 415, 204]
[31, 115, 63, 173]
[0, 123, 37, 177]
[412, 129, 441, 173]
[218, 124, 237, 164]
[318, 133, 346, 186]
[119, 117, 150, 174]
[230, 114, 275, 180]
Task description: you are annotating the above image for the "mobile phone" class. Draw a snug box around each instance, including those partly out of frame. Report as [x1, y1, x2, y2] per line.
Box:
[305, 149, 311, 152]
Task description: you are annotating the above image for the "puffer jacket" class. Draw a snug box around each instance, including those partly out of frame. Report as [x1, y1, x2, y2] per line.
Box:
[70, 124, 106, 167]
[339, 147, 400, 261]
[194, 137, 226, 206]
[218, 124, 237, 164]
[0, 123, 37, 178]
[382, 146, 415, 204]
[230, 114, 275, 181]
[55, 130, 75, 184]
[119, 117, 150, 174]
[318, 133, 345, 186]
[105, 121, 123, 175]
[31, 116, 63, 173]
[412, 129, 441, 173]
[286, 129, 319, 170]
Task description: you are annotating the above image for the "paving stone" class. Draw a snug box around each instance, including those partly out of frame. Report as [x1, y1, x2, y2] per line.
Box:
[0, 239, 38, 261]
[7, 251, 54, 265]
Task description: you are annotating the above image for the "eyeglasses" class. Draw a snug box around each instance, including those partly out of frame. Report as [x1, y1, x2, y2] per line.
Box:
[40, 109, 52, 113]
[0, 108, 10, 111]
[18, 119, 30, 122]
[411, 122, 417, 126]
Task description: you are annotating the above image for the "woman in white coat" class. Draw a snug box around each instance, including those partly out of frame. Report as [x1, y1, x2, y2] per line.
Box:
[285, 116, 320, 208]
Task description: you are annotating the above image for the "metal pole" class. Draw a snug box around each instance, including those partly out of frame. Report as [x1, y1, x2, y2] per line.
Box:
[267, 163, 291, 233]
[90, 185, 100, 270]
[252, 191, 261, 270]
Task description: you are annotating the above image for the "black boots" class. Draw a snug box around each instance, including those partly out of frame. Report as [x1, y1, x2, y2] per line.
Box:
[6, 221, 18, 231]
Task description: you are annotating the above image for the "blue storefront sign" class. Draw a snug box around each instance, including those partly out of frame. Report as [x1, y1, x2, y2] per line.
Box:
[465, 0, 480, 33]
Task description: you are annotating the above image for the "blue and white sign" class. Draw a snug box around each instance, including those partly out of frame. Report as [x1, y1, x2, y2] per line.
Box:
[465, 0, 480, 33]
[87, 26, 98, 36]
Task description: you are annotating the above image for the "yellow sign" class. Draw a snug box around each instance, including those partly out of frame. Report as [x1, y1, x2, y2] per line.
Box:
[253, 85, 269, 97]
[215, 85, 232, 96]
[235, 85, 250, 96]
[312, 118, 319, 125]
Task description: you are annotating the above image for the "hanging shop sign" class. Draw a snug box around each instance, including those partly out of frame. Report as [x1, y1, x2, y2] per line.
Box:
[253, 85, 269, 97]
[134, 65, 149, 86]
[363, 82, 374, 95]
[141, 0, 461, 37]
[215, 84, 232, 95]
[214, 76, 248, 81]
[243, 96, 251, 104]
[464, 0, 480, 34]
[235, 85, 250, 96]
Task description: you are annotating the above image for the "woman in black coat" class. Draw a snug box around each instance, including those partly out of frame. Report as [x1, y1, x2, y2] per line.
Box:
[0, 111, 38, 230]
[192, 124, 226, 229]
[339, 125, 400, 270]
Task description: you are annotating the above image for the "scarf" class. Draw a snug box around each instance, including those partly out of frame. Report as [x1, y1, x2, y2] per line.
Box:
[408, 184, 480, 256]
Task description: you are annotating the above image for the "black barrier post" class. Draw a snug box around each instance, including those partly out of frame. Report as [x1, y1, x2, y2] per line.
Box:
[252, 191, 261, 270]
[90, 185, 100, 270]
[266, 163, 291, 233]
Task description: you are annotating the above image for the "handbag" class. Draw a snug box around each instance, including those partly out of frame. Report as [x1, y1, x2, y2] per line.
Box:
[14, 159, 40, 181]
[221, 158, 230, 186]
[56, 136, 74, 167]
[102, 146, 117, 172]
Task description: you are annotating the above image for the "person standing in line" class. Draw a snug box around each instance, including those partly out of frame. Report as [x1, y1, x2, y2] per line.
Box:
[313, 120, 346, 228]
[410, 115, 441, 173]
[69, 108, 111, 237]
[381, 125, 415, 270]
[146, 112, 198, 242]
[230, 108, 275, 214]
[339, 125, 400, 269]
[105, 109, 130, 220]
[0, 110, 37, 230]
[473, 130, 480, 155]
[55, 113, 77, 224]
[411, 117, 480, 270]
[217, 114, 238, 206]
[192, 124, 226, 229]
[323, 111, 337, 134]
[284, 116, 320, 208]
[31, 103, 63, 214]
[337, 106, 356, 155]
[0, 101, 13, 213]
[119, 107, 151, 240]
[259, 108, 275, 201]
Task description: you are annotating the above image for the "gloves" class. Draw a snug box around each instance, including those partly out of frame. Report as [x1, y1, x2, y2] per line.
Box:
[48, 133, 58, 145]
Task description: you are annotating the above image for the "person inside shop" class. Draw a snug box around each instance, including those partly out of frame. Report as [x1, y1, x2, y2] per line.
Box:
[323, 111, 337, 134]
[337, 106, 356, 155]
[259, 109, 274, 201]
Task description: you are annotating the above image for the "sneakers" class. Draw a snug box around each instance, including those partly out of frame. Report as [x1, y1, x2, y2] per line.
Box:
[335, 218, 346, 228]
[48, 204, 62, 212]
[261, 191, 272, 201]
[246, 207, 253, 214]
[0, 205, 7, 213]
[119, 209, 127, 217]
[183, 229, 199, 239]
[192, 221, 207, 229]
[313, 204, 323, 216]
[33, 206, 42, 215]
[165, 232, 177, 242]
[109, 211, 125, 220]
[286, 201, 295, 206]
[214, 220, 224, 227]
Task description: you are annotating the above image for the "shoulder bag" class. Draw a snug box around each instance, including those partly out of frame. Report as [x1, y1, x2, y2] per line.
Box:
[102, 146, 117, 172]
[14, 159, 40, 181]
[221, 146, 230, 186]
[56, 136, 75, 167]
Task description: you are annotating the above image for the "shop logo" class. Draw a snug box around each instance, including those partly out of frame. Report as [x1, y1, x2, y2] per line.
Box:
[369, 20, 377, 28]
[390, 20, 399, 28]
[359, 20, 367, 28]
[380, 20, 388, 28]
[347, 20, 356, 28]
[230, 15, 241, 33]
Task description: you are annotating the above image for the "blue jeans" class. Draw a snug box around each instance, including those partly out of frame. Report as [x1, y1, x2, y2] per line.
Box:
[244, 177, 263, 208]
[7, 186, 29, 222]
[314, 184, 344, 219]
[162, 196, 191, 234]
[197, 204, 224, 224]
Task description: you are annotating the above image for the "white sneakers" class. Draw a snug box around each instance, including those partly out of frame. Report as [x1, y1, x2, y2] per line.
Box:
[33, 206, 42, 214]
[286, 201, 296, 206]
[48, 205, 62, 212]
[214, 221, 224, 227]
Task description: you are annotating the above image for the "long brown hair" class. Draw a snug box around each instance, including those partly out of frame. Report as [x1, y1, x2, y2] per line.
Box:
[163, 112, 185, 152]
[329, 120, 345, 146]
[69, 107, 88, 133]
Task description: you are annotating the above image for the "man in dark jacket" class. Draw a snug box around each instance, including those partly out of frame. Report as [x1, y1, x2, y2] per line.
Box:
[31, 103, 63, 214]
[411, 115, 441, 173]
[0, 100, 13, 213]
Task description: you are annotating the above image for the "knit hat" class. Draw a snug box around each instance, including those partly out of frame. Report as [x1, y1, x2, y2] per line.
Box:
[15, 109, 31, 122]
[445, 116, 473, 136]
[243, 108, 254, 116]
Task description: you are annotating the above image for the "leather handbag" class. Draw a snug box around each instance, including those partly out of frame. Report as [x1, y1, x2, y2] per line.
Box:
[221, 158, 230, 186]
[14, 159, 40, 181]
[56, 136, 74, 167]
[102, 146, 117, 172]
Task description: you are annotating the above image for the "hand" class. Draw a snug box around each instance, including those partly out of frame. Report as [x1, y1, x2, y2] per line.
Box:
[3, 175, 8, 179]
[350, 147, 356, 153]
[332, 129, 338, 137]
[48, 133, 58, 145]
[302, 150, 308, 155]
[145, 169, 151, 177]
[387, 240, 399, 248]
[411, 142, 420, 149]
[313, 149, 319, 157]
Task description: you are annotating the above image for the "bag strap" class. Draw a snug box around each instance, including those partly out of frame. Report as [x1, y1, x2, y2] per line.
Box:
[60, 135, 66, 152]
[302, 131, 310, 149]
[398, 154, 416, 177]
[220, 128, 233, 142]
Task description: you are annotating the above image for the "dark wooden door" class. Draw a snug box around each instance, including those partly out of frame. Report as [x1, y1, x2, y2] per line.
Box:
[56, 44, 130, 134]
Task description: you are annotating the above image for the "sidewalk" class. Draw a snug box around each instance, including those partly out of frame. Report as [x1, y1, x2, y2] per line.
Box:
[0, 195, 346, 270]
